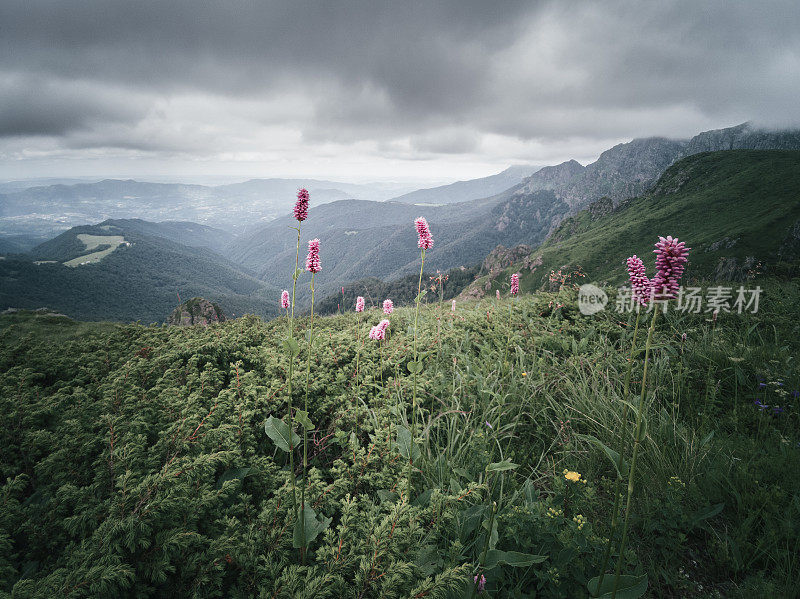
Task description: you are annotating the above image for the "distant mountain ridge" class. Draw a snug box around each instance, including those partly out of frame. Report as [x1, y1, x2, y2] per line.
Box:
[390, 165, 540, 205]
[514, 122, 800, 211]
[462, 150, 800, 298]
[230, 124, 800, 306]
[0, 177, 419, 238]
[0, 221, 278, 322]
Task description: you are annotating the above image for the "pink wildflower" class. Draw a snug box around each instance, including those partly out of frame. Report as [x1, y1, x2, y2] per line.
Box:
[474, 574, 486, 593]
[305, 238, 321, 273]
[293, 188, 309, 222]
[355, 296, 365, 313]
[280, 289, 290, 310]
[383, 299, 394, 315]
[652, 236, 690, 299]
[626, 255, 652, 305]
[496, 290, 500, 300]
[510, 273, 520, 296]
[451, 299, 456, 312]
[415, 217, 434, 250]
[369, 319, 390, 341]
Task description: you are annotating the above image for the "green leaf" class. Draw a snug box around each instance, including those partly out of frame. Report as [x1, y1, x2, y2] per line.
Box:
[575, 434, 625, 477]
[415, 546, 442, 576]
[690, 502, 724, 527]
[407, 360, 424, 374]
[215, 467, 251, 490]
[292, 505, 331, 548]
[700, 430, 715, 447]
[415, 290, 428, 303]
[413, 488, 434, 507]
[264, 416, 300, 452]
[395, 425, 420, 461]
[587, 574, 647, 599]
[377, 489, 399, 503]
[484, 549, 546, 570]
[295, 409, 314, 430]
[485, 459, 519, 473]
[282, 337, 301, 356]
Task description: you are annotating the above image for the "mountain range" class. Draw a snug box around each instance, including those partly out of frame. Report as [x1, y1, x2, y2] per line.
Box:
[0, 220, 278, 322]
[391, 165, 540, 205]
[0, 177, 419, 239]
[2, 122, 800, 322]
[462, 149, 800, 298]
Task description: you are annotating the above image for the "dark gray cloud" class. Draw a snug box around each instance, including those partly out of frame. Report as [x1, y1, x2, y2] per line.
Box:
[1, 0, 798, 177]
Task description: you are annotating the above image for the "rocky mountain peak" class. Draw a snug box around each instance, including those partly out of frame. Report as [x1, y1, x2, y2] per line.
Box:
[168, 297, 226, 326]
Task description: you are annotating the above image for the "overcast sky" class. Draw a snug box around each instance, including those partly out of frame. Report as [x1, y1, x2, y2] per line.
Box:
[1, 0, 799, 183]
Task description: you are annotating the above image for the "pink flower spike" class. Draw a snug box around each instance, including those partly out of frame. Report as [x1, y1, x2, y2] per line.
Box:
[369, 319, 390, 341]
[305, 238, 321, 273]
[451, 299, 456, 312]
[294, 188, 309, 222]
[626, 255, 652, 305]
[414, 217, 434, 250]
[280, 289, 290, 309]
[383, 299, 394, 315]
[474, 574, 486, 593]
[510, 273, 520, 296]
[652, 236, 690, 300]
[496, 290, 500, 300]
[355, 296, 365, 313]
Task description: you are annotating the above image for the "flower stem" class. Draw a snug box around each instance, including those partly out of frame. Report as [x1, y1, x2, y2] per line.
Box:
[409, 248, 426, 499]
[300, 271, 316, 562]
[594, 308, 642, 595]
[353, 313, 362, 455]
[611, 309, 658, 598]
[287, 224, 301, 521]
[469, 501, 496, 599]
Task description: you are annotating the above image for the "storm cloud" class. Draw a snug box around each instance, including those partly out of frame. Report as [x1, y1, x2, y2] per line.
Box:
[1, 0, 798, 179]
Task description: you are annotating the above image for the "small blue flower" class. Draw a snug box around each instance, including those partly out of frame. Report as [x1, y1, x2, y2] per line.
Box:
[758, 382, 766, 389]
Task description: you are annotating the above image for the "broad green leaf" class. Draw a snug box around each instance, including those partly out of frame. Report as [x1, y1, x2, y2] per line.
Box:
[377, 489, 399, 503]
[395, 425, 420, 461]
[415, 546, 441, 576]
[264, 416, 300, 452]
[484, 549, 547, 570]
[407, 360, 424, 374]
[292, 505, 331, 548]
[295, 409, 314, 430]
[587, 574, 648, 599]
[413, 488, 434, 507]
[282, 337, 301, 356]
[575, 433, 625, 477]
[485, 459, 519, 473]
[690, 502, 724, 527]
[215, 467, 251, 490]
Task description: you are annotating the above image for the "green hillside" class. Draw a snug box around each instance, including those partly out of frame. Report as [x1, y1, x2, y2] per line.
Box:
[0, 223, 279, 323]
[467, 150, 800, 296]
[1, 278, 798, 597]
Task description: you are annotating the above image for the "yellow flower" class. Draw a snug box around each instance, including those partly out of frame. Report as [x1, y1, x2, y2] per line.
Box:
[521, 372, 527, 376]
[564, 470, 581, 482]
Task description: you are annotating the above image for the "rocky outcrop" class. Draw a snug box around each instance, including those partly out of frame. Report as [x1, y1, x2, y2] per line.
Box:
[517, 159, 586, 194]
[168, 297, 226, 326]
